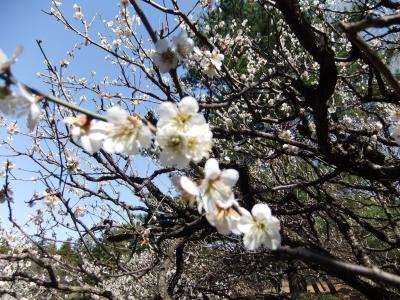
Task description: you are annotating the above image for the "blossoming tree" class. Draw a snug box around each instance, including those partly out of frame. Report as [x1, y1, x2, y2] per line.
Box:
[1, 0, 400, 299]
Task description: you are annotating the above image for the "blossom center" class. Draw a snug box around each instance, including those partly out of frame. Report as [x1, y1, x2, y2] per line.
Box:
[110, 123, 138, 140]
[216, 206, 236, 221]
[205, 178, 232, 202]
[161, 50, 176, 64]
[255, 219, 266, 232]
[168, 135, 183, 149]
[177, 112, 191, 126]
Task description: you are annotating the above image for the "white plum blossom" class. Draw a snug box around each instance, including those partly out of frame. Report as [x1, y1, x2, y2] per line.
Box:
[179, 158, 241, 234]
[158, 96, 206, 130]
[171, 175, 197, 206]
[64, 115, 107, 154]
[7, 123, 18, 135]
[112, 39, 122, 48]
[343, 116, 352, 127]
[172, 31, 194, 61]
[19, 85, 41, 131]
[0, 83, 41, 132]
[151, 39, 178, 73]
[73, 3, 83, 20]
[0, 49, 9, 70]
[44, 191, 60, 208]
[198, 158, 239, 213]
[237, 204, 281, 251]
[157, 123, 212, 167]
[0, 47, 22, 71]
[279, 129, 293, 141]
[75, 206, 87, 217]
[177, 160, 281, 242]
[0, 186, 13, 204]
[200, 48, 224, 78]
[205, 199, 245, 235]
[98, 106, 152, 155]
[156, 97, 212, 167]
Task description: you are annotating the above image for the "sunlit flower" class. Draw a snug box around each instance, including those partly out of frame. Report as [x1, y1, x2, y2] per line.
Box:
[172, 31, 194, 61]
[157, 97, 206, 130]
[205, 200, 246, 235]
[3, 161, 15, 170]
[52, 1, 62, 7]
[178, 159, 243, 234]
[44, 191, 60, 208]
[0, 47, 22, 71]
[7, 123, 18, 135]
[201, 49, 224, 78]
[151, 39, 178, 73]
[0, 49, 9, 70]
[171, 175, 197, 206]
[279, 130, 292, 140]
[112, 39, 122, 48]
[73, 4, 83, 20]
[180, 158, 239, 213]
[99, 106, 152, 155]
[156, 97, 211, 167]
[75, 206, 87, 217]
[66, 156, 81, 172]
[0, 84, 41, 132]
[64, 114, 107, 154]
[237, 204, 281, 251]
[157, 123, 212, 167]
[0, 186, 13, 204]
[201, 159, 238, 213]
[343, 116, 352, 127]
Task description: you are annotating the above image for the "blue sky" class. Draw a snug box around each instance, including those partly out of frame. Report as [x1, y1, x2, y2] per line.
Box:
[0, 0, 198, 239]
[1, 1, 117, 87]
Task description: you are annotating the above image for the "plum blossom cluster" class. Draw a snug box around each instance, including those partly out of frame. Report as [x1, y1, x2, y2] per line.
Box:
[156, 96, 213, 167]
[64, 107, 152, 155]
[193, 48, 225, 78]
[64, 97, 212, 168]
[151, 31, 224, 78]
[152, 31, 194, 73]
[0, 49, 41, 132]
[176, 158, 281, 251]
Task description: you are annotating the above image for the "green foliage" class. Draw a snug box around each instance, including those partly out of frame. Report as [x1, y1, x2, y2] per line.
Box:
[184, 0, 276, 85]
[57, 240, 81, 266]
[295, 292, 340, 300]
[0, 238, 10, 254]
[66, 292, 91, 300]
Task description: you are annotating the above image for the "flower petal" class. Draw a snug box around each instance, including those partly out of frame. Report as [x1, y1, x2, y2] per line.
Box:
[178, 96, 198, 114]
[155, 39, 169, 53]
[0, 49, 8, 67]
[158, 102, 177, 126]
[180, 176, 199, 196]
[236, 209, 253, 234]
[220, 169, 239, 187]
[138, 125, 153, 148]
[26, 103, 41, 132]
[18, 84, 35, 104]
[81, 135, 98, 154]
[204, 158, 220, 180]
[251, 203, 271, 220]
[265, 231, 281, 250]
[243, 231, 260, 251]
[106, 106, 128, 124]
